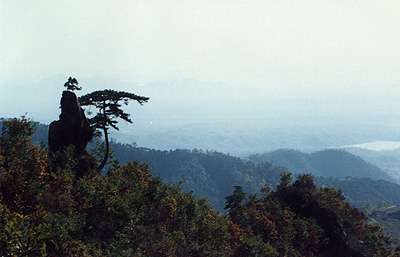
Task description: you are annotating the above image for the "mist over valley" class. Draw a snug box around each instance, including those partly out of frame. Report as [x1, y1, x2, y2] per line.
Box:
[2, 1, 400, 253]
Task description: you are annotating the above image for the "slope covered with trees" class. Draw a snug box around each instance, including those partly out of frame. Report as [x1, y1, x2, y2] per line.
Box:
[224, 173, 399, 257]
[249, 149, 392, 181]
[314, 177, 400, 207]
[0, 118, 237, 256]
[109, 143, 285, 211]
[109, 142, 400, 210]
[2, 119, 400, 210]
[363, 204, 400, 246]
[1, 118, 398, 256]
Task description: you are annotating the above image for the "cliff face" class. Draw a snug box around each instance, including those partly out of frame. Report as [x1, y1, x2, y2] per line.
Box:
[48, 91, 93, 155]
[48, 90, 97, 177]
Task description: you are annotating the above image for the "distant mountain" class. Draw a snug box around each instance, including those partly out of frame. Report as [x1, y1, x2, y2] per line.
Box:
[3, 119, 400, 211]
[314, 177, 400, 208]
[248, 149, 393, 181]
[5, 75, 400, 157]
[346, 147, 400, 183]
[1, 117, 394, 256]
[109, 142, 400, 209]
[109, 143, 285, 211]
[119, 123, 400, 157]
[1, 119, 285, 211]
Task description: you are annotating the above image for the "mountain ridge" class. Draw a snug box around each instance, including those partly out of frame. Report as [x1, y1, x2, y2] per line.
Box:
[2, 119, 400, 211]
[248, 148, 393, 181]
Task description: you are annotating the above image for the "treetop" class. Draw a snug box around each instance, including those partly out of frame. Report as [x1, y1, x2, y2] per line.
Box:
[64, 77, 81, 91]
[78, 89, 149, 107]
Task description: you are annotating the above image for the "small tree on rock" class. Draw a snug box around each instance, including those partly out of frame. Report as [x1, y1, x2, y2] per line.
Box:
[64, 77, 81, 91]
[79, 90, 149, 172]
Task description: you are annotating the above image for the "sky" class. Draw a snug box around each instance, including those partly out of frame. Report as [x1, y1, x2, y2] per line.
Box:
[1, 1, 400, 148]
[2, 1, 399, 85]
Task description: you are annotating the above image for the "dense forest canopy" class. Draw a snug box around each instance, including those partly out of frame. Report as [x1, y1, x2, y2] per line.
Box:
[0, 117, 399, 256]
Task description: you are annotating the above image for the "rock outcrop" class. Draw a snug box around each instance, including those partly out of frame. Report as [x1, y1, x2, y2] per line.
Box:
[49, 91, 93, 155]
[49, 91, 97, 176]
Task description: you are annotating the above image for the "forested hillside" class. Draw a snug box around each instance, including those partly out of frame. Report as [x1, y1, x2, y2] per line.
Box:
[346, 147, 400, 183]
[107, 143, 285, 211]
[110, 143, 400, 210]
[0, 118, 398, 256]
[0, 118, 48, 145]
[313, 177, 400, 207]
[2, 120, 400, 210]
[363, 204, 400, 245]
[249, 149, 392, 181]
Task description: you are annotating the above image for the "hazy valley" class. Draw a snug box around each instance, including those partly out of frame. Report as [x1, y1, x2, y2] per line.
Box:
[3, 1, 400, 254]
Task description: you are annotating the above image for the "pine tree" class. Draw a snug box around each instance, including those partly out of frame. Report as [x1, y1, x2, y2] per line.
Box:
[79, 90, 149, 171]
[225, 186, 247, 224]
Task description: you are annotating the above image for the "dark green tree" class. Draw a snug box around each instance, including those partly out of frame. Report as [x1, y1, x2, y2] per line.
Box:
[225, 185, 247, 224]
[79, 90, 149, 171]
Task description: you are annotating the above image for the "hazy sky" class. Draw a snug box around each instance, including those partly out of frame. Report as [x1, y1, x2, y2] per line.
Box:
[2, 1, 399, 84]
[1, 1, 400, 130]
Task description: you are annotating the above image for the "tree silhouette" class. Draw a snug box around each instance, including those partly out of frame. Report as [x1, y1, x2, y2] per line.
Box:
[64, 77, 81, 91]
[79, 90, 149, 171]
[225, 185, 247, 224]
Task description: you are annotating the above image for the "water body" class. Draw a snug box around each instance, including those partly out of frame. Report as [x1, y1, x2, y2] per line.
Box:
[342, 141, 400, 151]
